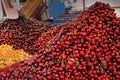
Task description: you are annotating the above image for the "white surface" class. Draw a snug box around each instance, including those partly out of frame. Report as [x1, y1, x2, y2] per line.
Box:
[1, 0, 18, 19]
[64, 0, 83, 11]
[7, 8, 18, 19]
[115, 8, 120, 17]
[85, 0, 120, 7]
[11, 0, 20, 10]
[1, 0, 9, 14]
[0, 0, 3, 20]
[71, 0, 83, 11]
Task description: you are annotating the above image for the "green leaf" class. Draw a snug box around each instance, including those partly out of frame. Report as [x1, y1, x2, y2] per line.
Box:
[99, 65, 104, 72]
[99, 64, 108, 76]
[71, 58, 75, 62]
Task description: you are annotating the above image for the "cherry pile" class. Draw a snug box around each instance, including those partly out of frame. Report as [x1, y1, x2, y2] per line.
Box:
[0, 2, 120, 80]
[0, 16, 50, 54]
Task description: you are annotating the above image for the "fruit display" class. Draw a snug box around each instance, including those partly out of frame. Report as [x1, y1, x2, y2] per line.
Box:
[0, 16, 51, 54]
[0, 2, 120, 80]
[0, 44, 29, 69]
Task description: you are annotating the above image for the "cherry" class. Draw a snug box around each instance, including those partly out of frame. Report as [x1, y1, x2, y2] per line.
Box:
[0, 2, 120, 80]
